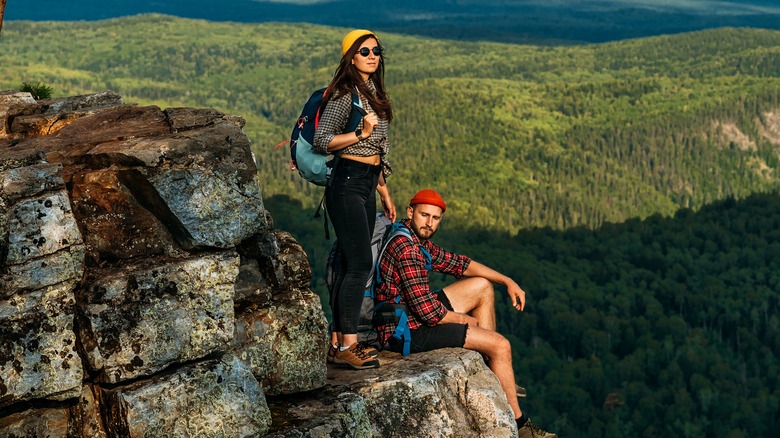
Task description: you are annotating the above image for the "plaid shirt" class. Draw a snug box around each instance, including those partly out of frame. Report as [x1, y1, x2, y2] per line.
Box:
[313, 80, 392, 178]
[375, 220, 471, 344]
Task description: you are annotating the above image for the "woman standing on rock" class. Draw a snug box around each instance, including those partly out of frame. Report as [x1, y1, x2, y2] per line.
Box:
[314, 29, 396, 370]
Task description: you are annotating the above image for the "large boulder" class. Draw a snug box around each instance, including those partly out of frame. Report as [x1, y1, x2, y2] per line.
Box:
[0, 160, 85, 297]
[268, 349, 518, 437]
[0, 281, 83, 408]
[233, 288, 329, 395]
[77, 251, 239, 384]
[99, 354, 271, 437]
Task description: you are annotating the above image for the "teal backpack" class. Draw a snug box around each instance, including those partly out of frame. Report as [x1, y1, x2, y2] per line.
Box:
[281, 87, 364, 186]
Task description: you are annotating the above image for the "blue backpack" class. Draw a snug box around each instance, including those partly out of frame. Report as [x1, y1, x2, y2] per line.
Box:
[282, 87, 365, 186]
[326, 214, 432, 356]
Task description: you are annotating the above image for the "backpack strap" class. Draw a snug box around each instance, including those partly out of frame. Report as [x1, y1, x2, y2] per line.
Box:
[419, 246, 433, 271]
[372, 299, 412, 356]
[393, 306, 412, 356]
[345, 91, 364, 133]
[373, 223, 415, 288]
[313, 193, 330, 240]
[319, 90, 362, 135]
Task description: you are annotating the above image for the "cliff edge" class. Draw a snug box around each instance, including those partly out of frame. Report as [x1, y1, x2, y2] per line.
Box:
[0, 91, 516, 437]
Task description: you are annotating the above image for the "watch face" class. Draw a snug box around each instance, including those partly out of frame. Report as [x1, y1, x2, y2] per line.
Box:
[355, 129, 362, 137]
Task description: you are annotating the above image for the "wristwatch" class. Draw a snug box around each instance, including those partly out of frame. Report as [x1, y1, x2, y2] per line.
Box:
[355, 128, 363, 141]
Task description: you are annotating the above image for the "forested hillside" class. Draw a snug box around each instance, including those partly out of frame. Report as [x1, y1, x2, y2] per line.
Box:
[267, 191, 780, 437]
[475, 191, 780, 437]
[3, 16, 779, 435]
[2, 15, 779, 234]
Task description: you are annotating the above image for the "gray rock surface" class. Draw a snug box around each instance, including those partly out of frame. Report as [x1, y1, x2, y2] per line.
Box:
[0, 91, 518, 437]
[0, 281, 83, 408]
[100, 354, 271, 437]
[268, 349, 518, 438]
[233, 288, 329, 395]
[0, 161, 85, 297]
[77, 251, 239, 384]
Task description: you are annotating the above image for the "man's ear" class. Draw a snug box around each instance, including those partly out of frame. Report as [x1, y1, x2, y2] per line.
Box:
[407, 205, 414, 220]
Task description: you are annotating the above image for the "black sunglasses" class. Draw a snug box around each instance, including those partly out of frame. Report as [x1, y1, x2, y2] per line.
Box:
[357, 46, 383, 57]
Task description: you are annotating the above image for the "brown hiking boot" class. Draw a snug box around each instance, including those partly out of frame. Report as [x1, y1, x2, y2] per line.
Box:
[333, 343, 380, 370]
[516, 384, 527, 398]
[356, 342, 379, 358]
[518, 419, 557, 438]
[327, 343, 377, 364]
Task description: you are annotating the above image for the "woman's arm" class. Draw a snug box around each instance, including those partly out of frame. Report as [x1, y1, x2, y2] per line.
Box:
[376, 174, 396, 221]
[314, 91, 379, 153]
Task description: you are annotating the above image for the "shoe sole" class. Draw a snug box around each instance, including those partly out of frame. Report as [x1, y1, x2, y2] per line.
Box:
[336, 361, 380, 370]
[332, 357, 380, 369]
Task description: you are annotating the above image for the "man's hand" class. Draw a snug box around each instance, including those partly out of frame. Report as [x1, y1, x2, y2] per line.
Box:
[440, 310, 479, 327]
[462, 313, 479, 327]
[461, 261, 527, 312]
[508, 281, 526, 311]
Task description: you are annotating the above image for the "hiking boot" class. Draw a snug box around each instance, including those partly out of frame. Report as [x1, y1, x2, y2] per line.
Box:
[356, 342, 379, 358]
[518, 419, 557, 438]
[333, 343, 380, 370]
[516, 384, 527, 398]
[327, 343, 377, 364]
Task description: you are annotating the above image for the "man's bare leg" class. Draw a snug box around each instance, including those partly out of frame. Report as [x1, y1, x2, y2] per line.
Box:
[463, 324, 522, 418]
[442, 277, 496, 331]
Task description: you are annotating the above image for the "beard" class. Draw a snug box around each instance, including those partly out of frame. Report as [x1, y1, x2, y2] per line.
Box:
[410, 220, 438, 241]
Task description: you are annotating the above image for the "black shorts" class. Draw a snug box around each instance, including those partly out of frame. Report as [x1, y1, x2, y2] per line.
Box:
[387, 289, 469, 354]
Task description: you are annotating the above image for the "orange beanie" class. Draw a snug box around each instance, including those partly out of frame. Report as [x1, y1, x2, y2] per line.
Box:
[410, 189, 446, 212]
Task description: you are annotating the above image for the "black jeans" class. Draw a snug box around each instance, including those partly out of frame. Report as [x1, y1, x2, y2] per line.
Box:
[326, 158, 381, 334]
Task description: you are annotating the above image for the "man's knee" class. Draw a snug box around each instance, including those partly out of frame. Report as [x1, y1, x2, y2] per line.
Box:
[493, 334, 511, 357]
[473, 277, 494, 302]
[466, 328, 511, 357]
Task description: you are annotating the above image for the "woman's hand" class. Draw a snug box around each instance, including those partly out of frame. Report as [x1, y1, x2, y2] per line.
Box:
[380, 193, 396, 222]
[362, 111, 378, 137]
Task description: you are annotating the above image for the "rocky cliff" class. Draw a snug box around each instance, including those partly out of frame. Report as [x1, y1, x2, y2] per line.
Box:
[0, 91, 517, 437]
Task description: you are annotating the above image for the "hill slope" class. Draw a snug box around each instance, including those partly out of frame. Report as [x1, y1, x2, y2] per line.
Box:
[6, 0, 780, 44]
[264, 187, 780, 437]
[2, 16, 780, 233]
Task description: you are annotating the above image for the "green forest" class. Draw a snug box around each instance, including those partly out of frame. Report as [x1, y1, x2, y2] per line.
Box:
[2, 15, 780, 435]
[2, 15, 780, 234]
[267, 191, 780, 437]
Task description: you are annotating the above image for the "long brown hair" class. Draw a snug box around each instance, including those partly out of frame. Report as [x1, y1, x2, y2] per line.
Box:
[324, 34, 393, 122]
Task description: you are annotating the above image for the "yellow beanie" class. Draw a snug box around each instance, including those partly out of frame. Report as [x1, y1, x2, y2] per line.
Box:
[342, 29, 376, 56]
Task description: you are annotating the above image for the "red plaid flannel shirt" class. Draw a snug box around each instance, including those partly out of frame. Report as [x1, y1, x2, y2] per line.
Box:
[375, 220, 471, 344]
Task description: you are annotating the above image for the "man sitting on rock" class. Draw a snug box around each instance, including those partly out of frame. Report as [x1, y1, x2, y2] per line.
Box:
[375, 189, 556, 438]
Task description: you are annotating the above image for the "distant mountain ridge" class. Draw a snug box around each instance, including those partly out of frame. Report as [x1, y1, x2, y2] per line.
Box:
[5, 0, 780, 44]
